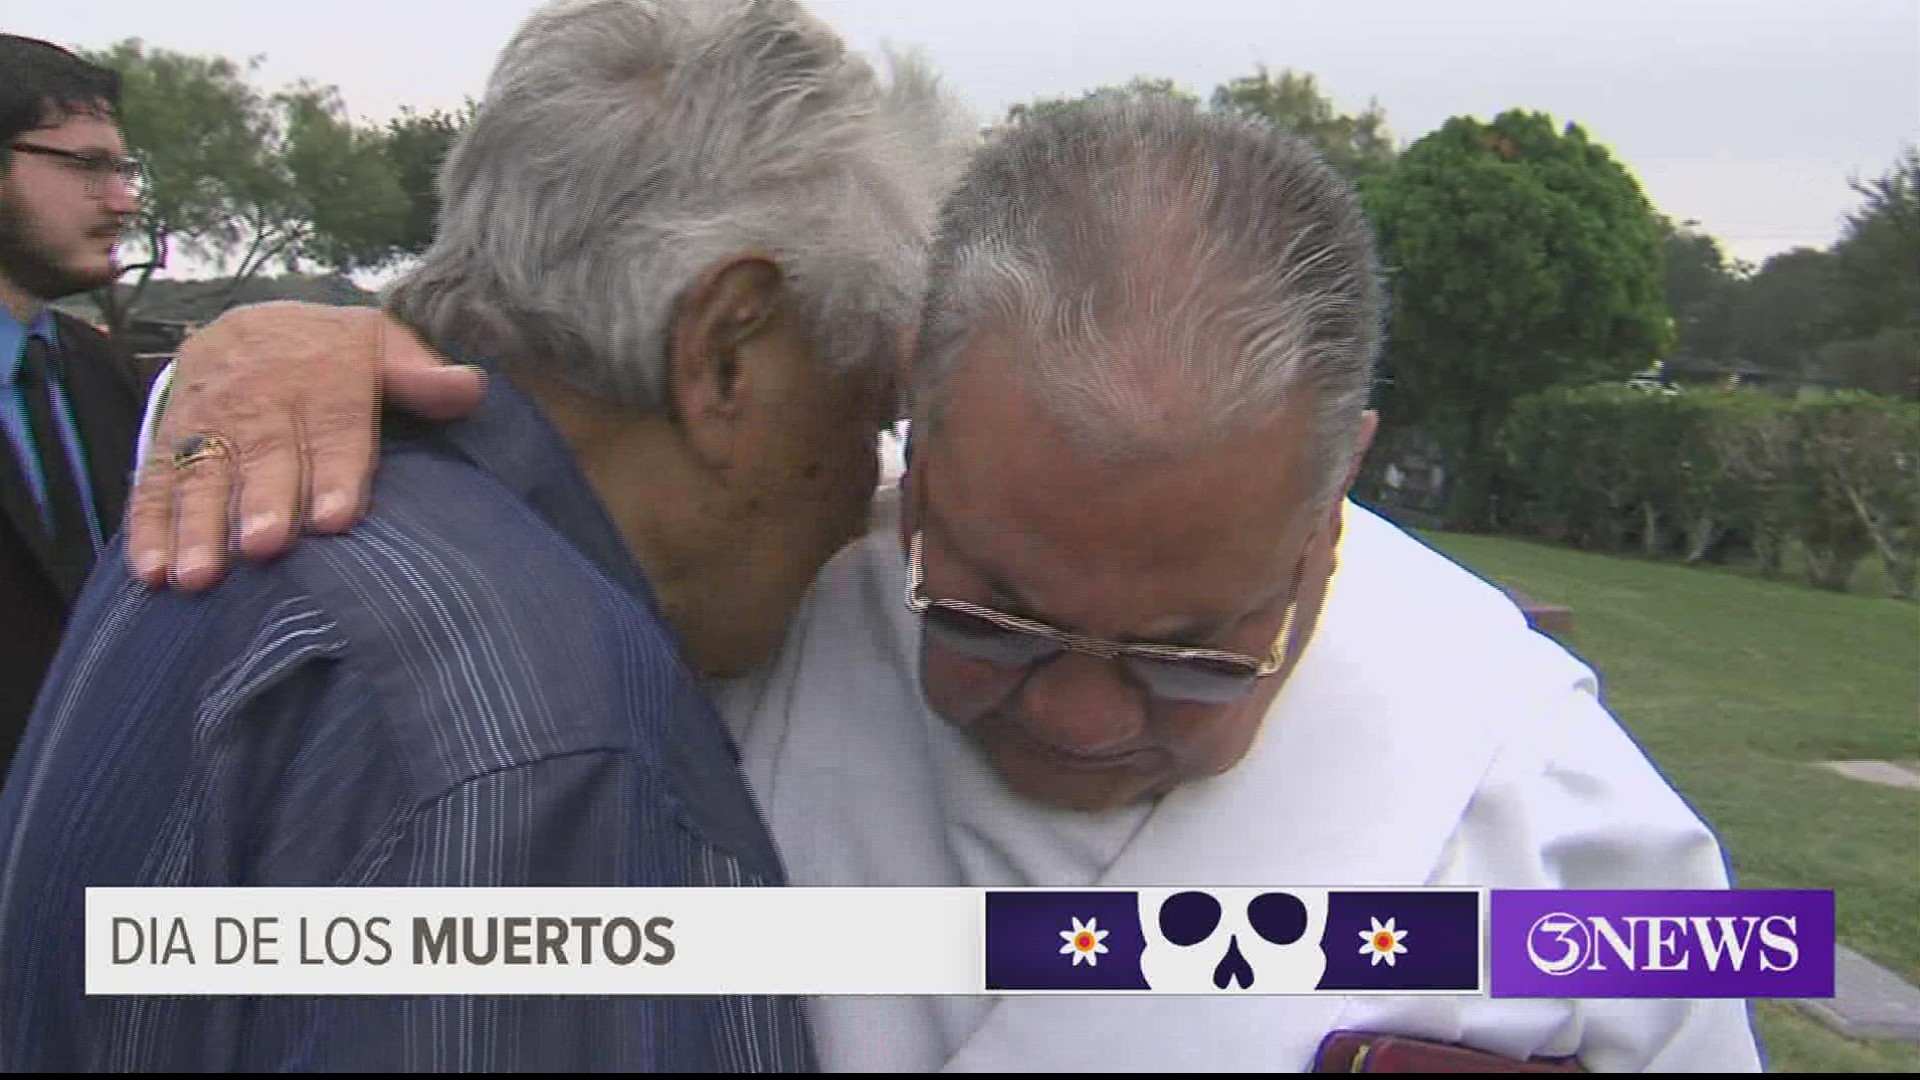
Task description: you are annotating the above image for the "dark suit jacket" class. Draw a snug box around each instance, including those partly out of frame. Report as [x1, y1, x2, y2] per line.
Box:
[0, 312, 144, 775]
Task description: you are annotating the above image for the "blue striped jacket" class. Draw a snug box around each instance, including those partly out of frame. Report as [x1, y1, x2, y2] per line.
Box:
[0, 376, 815, 1071]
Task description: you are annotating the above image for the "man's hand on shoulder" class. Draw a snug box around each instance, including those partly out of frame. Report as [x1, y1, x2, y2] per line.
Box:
[125, 302, 487, 592]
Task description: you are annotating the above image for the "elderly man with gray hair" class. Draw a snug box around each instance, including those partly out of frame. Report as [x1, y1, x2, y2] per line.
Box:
[0, 0, 966, 1070]
[721, 95, 1761, 1072]
[113, 82, 1759, 1078]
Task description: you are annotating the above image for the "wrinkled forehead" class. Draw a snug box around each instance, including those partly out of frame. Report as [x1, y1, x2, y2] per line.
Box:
[923, 414, 1321, 568]
[918, 361, 1323, 634]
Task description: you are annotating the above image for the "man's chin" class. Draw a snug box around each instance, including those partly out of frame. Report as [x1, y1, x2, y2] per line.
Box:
[77, 255, 121, 289]
[984, 741, 1162, 815]
[38, 259, 120, 302]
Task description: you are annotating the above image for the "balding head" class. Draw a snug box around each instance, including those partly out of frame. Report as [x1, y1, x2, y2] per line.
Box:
[913, 93, 1383, 503]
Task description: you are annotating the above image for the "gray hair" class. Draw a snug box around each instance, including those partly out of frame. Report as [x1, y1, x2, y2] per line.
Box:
[913, 93, 1384, 504]
[389, 0, 973, 409]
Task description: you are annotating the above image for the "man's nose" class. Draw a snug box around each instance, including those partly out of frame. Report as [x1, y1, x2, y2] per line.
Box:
[1017, 651, 1150, 756]
[100, 176, 140, 216]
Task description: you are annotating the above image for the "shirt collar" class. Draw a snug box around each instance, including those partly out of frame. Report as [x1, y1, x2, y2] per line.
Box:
[417, 367, 660, 608]
[400, 367, 790, 882]
[2, 306, 63, 389]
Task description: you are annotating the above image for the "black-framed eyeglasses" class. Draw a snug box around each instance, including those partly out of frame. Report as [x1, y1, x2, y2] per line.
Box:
[8, 142, 146, 199]
[905, 530, 1302, 705]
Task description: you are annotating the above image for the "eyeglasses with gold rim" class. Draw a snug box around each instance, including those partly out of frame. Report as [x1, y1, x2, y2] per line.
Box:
[904, 530, 1302, 705]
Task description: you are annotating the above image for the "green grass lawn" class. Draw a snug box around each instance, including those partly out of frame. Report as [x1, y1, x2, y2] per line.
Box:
[1420, 531, 1920, 1073]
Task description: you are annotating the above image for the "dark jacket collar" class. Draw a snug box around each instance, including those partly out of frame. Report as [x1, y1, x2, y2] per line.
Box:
[393, 369, 788, 885]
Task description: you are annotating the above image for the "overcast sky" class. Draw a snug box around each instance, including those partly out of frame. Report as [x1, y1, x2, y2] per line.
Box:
[14, 0, 1918, 269]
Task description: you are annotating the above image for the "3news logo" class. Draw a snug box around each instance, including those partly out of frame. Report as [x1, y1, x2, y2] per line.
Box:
[1491, 890, 1835, 998]
[1525, 912, 1799, 976]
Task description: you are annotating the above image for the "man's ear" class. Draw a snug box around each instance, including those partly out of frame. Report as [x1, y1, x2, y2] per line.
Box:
[1326, 409, 1380, 539]
[1339, 410, 1380, 495]
[897, 426, 923, 553]
[668, 254, 783, 472]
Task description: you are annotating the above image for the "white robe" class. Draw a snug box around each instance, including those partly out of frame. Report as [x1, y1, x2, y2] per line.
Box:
[712, 496, 1764, 1073]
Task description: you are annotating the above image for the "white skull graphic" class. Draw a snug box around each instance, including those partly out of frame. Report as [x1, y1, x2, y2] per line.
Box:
[1137, 887, 1330, 993]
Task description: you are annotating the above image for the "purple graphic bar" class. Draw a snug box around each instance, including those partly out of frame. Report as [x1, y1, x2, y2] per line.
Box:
[1490, 890, 1834, 999]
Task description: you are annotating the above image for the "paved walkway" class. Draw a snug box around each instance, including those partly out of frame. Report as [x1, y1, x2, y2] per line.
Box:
[1795, 946, 1920, 1041]
[1791, 761, 1920, 1040]
[1820, 760, 1920, 791]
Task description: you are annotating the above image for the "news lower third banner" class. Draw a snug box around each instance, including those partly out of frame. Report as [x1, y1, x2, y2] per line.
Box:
[85, 887, 1832, 998]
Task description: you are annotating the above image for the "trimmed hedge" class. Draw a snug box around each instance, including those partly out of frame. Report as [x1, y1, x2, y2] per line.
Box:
[1496, 386, 1920, 596]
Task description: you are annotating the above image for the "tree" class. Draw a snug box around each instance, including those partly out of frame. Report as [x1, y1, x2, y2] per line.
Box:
[1209, 67, 1395, 181]
[1818, 328, 1920, 400]
[1832, 146, 1920, 343]
[1727, 247, 1842, 378]
[1815, 147, 1920, 397]
[206, 82, 407, 307]
[77, 41, 279, 338]
[262, 83, 408, 282]
[79, 42, 410, 328]
[1362, 110, 1673, 529]
[381, 103, 475, 261]
[1660, 218, 1743, 362]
